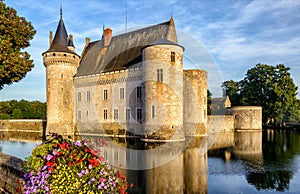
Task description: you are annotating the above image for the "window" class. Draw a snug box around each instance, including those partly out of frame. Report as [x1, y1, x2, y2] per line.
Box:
[137, 86, 142, 99]
[87, 91, 90, 101]
[151, 106, 155, 118]
[171, 51, 175, 62]
[103, 109, 108, 120]
[204, 109, 207, 119]
[61, 74, 63, 79]
[114, 150, 118, 160]
[103, 89, 108, 100]
[157, 69, 163, 82]
[86, 111, 89, 116]
[114, 109, 118, 120]
[120, 88, 124, 99]
[126, 109, 131, 120]
[77, 110, 81, 119]
[77, 92, 81, 102]
[137, 108, 142, 123]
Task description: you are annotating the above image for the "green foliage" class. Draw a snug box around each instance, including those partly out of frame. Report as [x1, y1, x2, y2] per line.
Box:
[12, 108, 22, 118]
[221, 80, 240, 106]
[0, 1, 36, 89]
[207, 90, 212, 115]
[0, 100, 46, 119]
[222, 64, 299, 125]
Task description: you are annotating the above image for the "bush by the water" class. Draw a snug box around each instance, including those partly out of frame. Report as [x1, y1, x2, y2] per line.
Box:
[23, 134, 131, 193]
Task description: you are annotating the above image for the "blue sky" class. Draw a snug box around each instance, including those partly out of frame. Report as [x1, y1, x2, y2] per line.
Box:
[1, 0, 300, 101]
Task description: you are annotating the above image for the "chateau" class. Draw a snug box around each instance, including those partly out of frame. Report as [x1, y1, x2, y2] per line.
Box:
[42, 12, 208, 139]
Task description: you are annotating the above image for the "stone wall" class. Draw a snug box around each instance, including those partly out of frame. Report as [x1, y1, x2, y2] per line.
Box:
[0, 119, 45, 141]
[74, 66, 144, 135]
[0, 119, 45, 132]
[230, 106, 262, 130]
[0, 153, 23, 194]
[207, 115, 234, 132]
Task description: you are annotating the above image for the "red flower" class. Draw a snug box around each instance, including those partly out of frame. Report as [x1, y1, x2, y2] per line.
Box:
[99, 178, 105, 183]
[84, 147, 96, 156]
[130, 183, 134, 188]
[68, 161, 73, 166]
[118, 186, 128, 194]
[46, 161, 54, 167]
[88, 158, 99, 167]
[59, 142, 70, 149]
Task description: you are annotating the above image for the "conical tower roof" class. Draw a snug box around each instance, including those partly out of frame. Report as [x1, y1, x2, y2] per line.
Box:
[44, 9, 78, 55]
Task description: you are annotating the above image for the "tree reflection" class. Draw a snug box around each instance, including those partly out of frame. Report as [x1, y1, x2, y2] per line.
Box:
[246, 130, 300, 192]
[247, 171, 292, 192]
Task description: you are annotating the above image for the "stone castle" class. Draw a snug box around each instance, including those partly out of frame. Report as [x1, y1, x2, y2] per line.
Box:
[43, 12, 208, 139]
[43, 12, 262, 139]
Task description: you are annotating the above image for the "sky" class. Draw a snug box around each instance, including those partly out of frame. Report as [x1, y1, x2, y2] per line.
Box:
[1, 0, 300, 102]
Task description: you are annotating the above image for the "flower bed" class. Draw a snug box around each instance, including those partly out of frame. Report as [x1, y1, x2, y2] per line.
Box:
[22, 134, 131, 193]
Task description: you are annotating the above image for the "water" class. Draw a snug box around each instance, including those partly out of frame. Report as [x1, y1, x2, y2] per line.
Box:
[0, 131, 41, 159]
[0, 140, 37, 159]
[1, 129, 300, 193]
[208, 130, 300, 194]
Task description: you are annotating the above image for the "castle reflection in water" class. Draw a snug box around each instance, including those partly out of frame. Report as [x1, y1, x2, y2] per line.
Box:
[2, 130, 299, 194]
[0, 130, 265, 194]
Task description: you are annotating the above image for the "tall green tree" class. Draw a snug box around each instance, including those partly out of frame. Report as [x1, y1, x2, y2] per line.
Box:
[222, 64, 299, 125]
[0, 1, 36, 89]
[221, 80, 240, 106]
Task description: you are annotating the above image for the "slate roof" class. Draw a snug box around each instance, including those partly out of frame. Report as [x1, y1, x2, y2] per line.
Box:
[146, 37, 184, 50]
[43, 17, 78, 55]
[76, 18, 180, 77]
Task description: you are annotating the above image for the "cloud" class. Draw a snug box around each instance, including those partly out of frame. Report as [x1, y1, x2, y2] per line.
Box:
[1, 0, 299, 100]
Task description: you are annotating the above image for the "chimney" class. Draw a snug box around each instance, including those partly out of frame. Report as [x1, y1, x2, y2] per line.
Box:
[103, 27, 112, 47]
[49, 31, 53, 46]
[85, 37, 90, 46]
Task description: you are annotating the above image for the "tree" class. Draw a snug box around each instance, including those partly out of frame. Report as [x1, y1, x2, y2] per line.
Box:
[0, 100, 46, 119]
[222, 64, 299, 125]
[207, 89, 212, 115]
[12, 108, 22, 119]
[0, 2, 36, 89]
[221, 80, 240, 106]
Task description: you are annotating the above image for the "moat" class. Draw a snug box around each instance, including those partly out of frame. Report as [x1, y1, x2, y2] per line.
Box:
[1, 129, 300, 193]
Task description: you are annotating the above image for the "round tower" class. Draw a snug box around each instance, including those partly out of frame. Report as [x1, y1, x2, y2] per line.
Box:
[42, 11, 80, 136]
[183, 70, 208, 136]
[142, 38, 184, 140]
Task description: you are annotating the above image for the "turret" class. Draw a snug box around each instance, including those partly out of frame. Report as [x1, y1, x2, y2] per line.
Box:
[42, 9, 80, 136]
